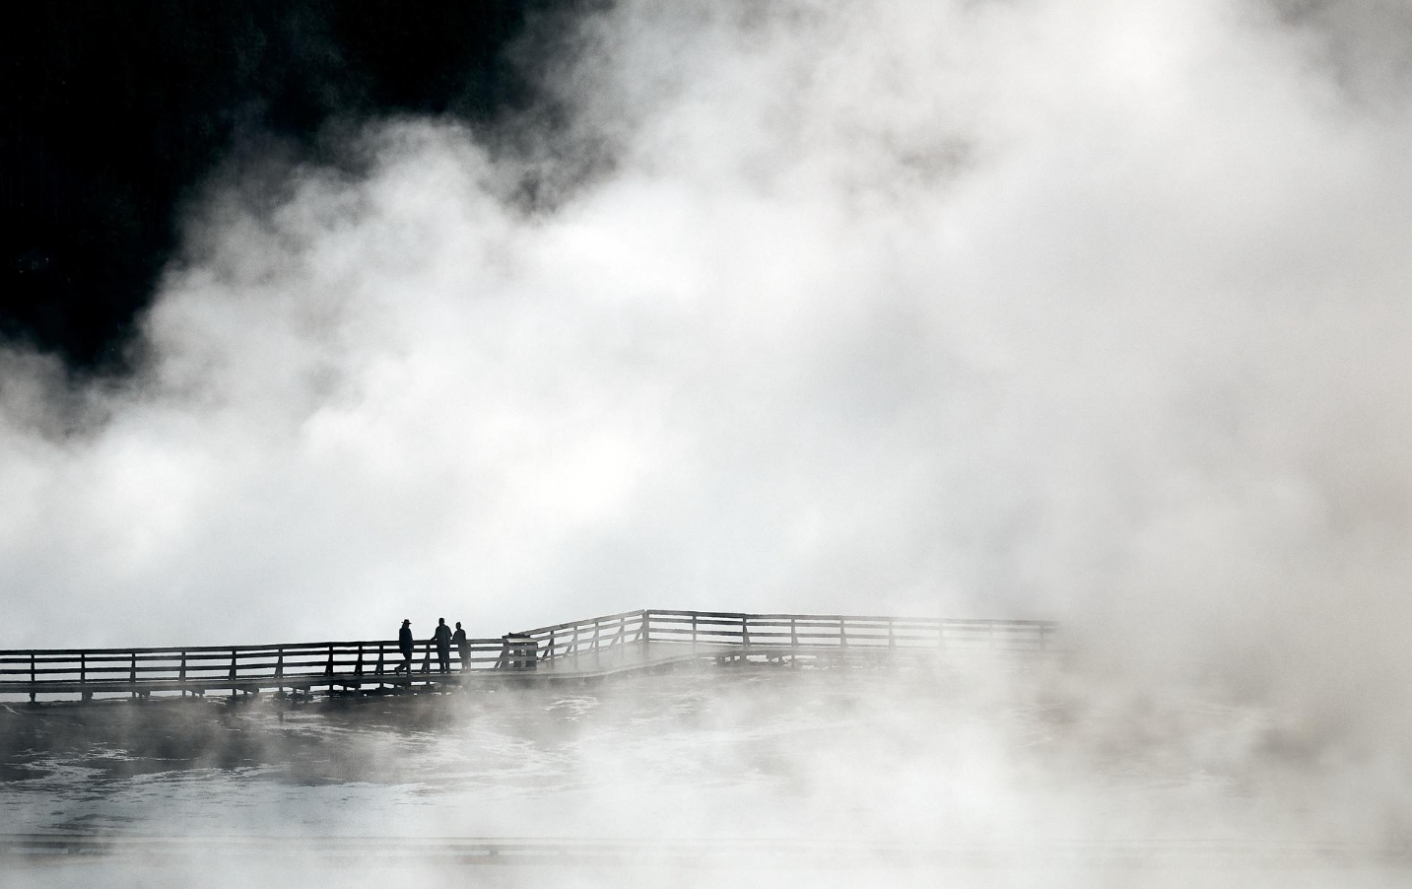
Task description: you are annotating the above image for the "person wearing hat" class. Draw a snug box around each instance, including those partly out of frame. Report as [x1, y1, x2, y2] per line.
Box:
[395, 619, 414, 674]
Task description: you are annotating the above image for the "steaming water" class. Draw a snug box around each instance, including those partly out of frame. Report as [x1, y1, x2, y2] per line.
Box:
[5, 1, 1412, 884]
[2, 661, 1408, 887]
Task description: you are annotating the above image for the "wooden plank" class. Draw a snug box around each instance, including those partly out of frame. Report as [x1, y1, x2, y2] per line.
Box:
[1, 610, 1056, 701]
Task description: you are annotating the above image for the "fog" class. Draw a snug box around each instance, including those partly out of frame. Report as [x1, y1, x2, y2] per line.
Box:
[2, 0, 1411, 881]
[2, 662, 1405, 887]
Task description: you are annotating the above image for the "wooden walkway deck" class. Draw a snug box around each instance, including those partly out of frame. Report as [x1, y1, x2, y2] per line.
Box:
[0, 609, 1057, 703]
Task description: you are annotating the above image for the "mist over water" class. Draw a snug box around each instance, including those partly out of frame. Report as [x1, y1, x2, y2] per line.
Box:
[3, 0, 1412, 882]
[3, 661, 1405, 887]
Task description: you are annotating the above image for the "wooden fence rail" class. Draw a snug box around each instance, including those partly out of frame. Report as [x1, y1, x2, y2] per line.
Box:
[0, 609, 1057, 702]
[513, 609, 650, 663]
[513, 609, 1056, 663]
[0, 637, 506, 701]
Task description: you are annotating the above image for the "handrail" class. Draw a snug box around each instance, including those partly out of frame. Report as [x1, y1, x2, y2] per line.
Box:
[510, 608, 649, 637]
[0, 639, 503, 662]
[511, 610, 651, 663]
[511, 609, 1056, 663]
[0, 608, 1057, 702]
[0, 637, 513, 702]
[0, 638, 499, 657]
[637, 611, 1054, 652]
[644, 609, 1054, 625]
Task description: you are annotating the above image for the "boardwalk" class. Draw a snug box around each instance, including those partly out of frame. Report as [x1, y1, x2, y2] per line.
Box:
[0, 609, 1057, 703]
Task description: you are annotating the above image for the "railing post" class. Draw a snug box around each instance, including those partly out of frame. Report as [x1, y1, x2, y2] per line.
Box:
[9, 611, 1047, 703]
[496, 634, 537, 671]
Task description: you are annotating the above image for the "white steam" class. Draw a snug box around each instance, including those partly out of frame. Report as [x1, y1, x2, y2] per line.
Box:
[1, 0, 1411, 780]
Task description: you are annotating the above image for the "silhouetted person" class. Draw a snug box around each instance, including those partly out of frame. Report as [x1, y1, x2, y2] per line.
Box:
[396, 619, 414, 674]
[432, 618, 453, 673]
[452, 621, 469, 671]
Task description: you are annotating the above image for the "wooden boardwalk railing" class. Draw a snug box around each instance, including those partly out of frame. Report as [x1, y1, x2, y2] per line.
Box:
[0, 609, 1057, 702]
[0, 637, 506, 702]
[514, 609, 652, 662]
[515, 609, 1056, 662]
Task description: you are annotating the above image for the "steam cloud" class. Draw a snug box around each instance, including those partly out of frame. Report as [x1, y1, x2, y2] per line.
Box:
[3, 0, 1412, 834]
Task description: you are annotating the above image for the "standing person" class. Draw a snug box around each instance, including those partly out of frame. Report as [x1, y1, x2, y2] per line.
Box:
[432, 618, 453, 674]
[396, 619, 414, 674]
[452, 621, 470, 672]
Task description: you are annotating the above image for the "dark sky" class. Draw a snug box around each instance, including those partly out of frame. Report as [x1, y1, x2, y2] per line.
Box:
[2, 0, 567, 374]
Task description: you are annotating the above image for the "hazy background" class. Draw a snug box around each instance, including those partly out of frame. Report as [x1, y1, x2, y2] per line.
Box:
[3, 663, 1407, 887]
[4, 0, 1412, 850]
